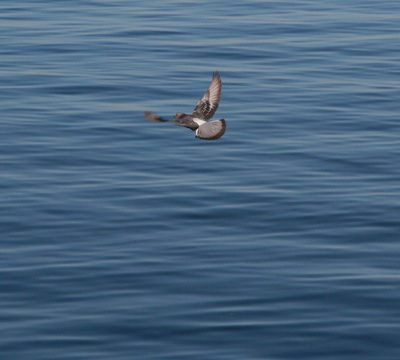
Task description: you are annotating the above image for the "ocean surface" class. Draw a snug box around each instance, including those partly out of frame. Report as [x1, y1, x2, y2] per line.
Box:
[1, 1, 400, 359]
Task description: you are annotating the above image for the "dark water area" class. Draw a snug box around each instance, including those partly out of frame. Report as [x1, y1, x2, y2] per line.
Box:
[1, 1, 400, 359]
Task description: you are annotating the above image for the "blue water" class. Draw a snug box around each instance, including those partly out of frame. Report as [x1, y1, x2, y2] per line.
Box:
[1, 1, 400, 359]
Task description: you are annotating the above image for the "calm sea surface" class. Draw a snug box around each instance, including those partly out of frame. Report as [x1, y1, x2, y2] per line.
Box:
[1, 1, 400, 359]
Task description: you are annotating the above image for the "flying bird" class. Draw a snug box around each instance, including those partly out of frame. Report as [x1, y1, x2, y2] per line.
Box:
[145, 72, 226, 140]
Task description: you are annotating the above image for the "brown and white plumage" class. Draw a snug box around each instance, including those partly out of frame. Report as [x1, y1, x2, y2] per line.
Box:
[192, 72, 222, 121]
[144, 72, 226, 140]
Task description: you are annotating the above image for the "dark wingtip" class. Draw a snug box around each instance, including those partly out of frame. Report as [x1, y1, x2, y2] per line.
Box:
[144, 111, 156, 121]
[144, 112, 169, 122]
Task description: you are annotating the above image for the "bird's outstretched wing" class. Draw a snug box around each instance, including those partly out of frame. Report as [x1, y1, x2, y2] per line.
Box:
[192, 72, 222, 121]
[144, 112, 170, 122]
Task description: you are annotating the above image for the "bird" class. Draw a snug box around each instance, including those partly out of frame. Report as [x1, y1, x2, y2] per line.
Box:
[145, 72, 226, 140]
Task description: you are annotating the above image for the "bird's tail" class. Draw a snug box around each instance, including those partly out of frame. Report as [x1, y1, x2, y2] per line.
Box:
[195, 119, 226, 140]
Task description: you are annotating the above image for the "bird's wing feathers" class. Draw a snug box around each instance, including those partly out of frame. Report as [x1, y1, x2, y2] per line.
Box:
[192, 72, 222, 121]
[144, 112, 170, 122]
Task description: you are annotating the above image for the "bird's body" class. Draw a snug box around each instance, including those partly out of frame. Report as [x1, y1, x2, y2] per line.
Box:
[193, 118, 206, 126]
[145, 72, 226, 140]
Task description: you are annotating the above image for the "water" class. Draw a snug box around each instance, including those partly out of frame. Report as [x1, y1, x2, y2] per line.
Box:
[1, 1, 400, 359]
